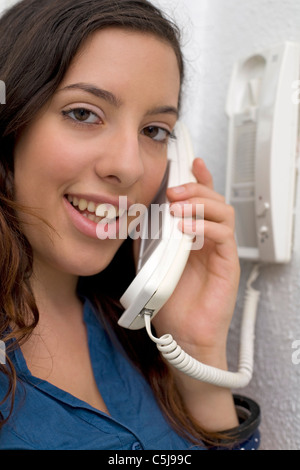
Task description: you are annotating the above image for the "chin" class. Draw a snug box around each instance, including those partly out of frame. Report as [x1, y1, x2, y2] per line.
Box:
[63, 241, 123, 277]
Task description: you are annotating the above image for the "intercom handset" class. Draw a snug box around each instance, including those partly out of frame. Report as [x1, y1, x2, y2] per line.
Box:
[118, 121, 196, 330]
[225, 41, 300, 263]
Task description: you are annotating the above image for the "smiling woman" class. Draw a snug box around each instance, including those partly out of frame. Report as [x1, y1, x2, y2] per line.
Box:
[13, 27, 179, 267]
[0, 0, 260, 451]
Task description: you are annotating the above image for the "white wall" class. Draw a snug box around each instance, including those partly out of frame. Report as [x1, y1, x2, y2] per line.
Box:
[1, 0, 300, 450]
[0, 0, 13, 11]
[153, 0, 300, 451]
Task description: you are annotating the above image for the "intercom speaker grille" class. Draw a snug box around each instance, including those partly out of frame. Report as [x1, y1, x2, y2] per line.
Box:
[233, 122, 256, 185]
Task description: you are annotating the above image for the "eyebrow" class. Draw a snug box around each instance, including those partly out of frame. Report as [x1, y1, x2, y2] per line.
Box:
[58, 83, 122, 107]
[58, 83, 179, 118]
[145, 105, 178, 118]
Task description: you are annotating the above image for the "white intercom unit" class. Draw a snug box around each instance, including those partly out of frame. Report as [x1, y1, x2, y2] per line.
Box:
[225, 42, 300, 263]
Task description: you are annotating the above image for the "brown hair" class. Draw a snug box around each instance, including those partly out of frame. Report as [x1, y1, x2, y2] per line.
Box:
[0, 0, 222, 447]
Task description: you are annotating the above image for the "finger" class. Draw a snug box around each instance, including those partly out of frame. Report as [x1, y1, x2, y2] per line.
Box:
[170, 199, 235, 230]
[167, 182, 225, 204]
[192, 158, 214, 189]
[201, 220, 239, 259]
[179, 218, 237, 252]
[167, 157, 221, 202]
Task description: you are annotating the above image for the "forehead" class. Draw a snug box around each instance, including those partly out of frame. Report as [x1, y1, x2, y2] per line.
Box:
[59, 28, 181, 105]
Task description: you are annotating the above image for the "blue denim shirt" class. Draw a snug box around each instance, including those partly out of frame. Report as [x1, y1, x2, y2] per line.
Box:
[0, 299, 259, 450]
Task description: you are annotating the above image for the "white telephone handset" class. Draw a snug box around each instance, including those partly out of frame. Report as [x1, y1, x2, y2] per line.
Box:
[118, 121, 195, 330]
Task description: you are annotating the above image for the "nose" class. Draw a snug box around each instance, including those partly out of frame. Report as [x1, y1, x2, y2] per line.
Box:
[94, 126, 144, 188]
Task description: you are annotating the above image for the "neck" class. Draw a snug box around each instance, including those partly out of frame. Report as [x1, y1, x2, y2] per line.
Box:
[30, 256, 82, 321]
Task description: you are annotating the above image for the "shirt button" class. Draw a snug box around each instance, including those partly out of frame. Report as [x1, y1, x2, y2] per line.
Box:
[132, 441, 143, 450]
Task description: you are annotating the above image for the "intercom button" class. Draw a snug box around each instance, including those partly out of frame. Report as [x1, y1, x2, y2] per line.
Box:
[259, 225, 269, 235]
[256, 201, 270, 217]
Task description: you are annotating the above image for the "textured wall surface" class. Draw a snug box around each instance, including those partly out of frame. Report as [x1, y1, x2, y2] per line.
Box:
[1, 0, 300, 451]
[153, 0, 300, 450]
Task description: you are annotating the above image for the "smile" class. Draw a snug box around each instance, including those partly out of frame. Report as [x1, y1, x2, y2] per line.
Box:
[66, 194, 126, 224]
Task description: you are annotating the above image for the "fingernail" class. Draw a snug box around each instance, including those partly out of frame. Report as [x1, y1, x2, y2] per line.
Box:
[171, 185, 185, 194]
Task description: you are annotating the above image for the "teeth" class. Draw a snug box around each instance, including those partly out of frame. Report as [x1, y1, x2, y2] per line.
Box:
[79, 199, 88, 211]
[87, 201, 96, 213]
[67, 195, 126, 221]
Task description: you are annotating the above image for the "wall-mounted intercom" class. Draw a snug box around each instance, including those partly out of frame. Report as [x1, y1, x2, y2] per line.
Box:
[225, 42, 300, 263]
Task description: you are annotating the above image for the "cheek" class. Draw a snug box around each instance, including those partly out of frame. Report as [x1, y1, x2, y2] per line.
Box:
[14, 126, 85, 200]
[142, 158, 168, 207]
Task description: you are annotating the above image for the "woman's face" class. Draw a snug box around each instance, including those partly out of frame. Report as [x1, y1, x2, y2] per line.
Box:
[13, 28, 180, 277]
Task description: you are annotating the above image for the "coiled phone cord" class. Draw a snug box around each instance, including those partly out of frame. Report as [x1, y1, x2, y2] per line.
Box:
[144, 264, 261, 388]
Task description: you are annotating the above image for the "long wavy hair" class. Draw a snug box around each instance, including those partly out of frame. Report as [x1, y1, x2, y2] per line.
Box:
[0, 0, 227, 447]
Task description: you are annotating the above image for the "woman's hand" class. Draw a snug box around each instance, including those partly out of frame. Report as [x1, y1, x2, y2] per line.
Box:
[152, 157, 240, 369]
[151, 157, 240, 431]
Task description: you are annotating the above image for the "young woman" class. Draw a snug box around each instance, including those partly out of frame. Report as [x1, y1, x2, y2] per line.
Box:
[0, 0, 260, 450]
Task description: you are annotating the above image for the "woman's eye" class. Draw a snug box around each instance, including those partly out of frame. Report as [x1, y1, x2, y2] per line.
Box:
[142, 126, 171, 143]
[62, 108, 100, 124]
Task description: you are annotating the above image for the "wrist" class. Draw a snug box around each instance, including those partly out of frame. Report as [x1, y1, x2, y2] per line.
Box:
[209, 395, 261, 448]
[174, 375, 239, 432]
[170, 351, 239, 432]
